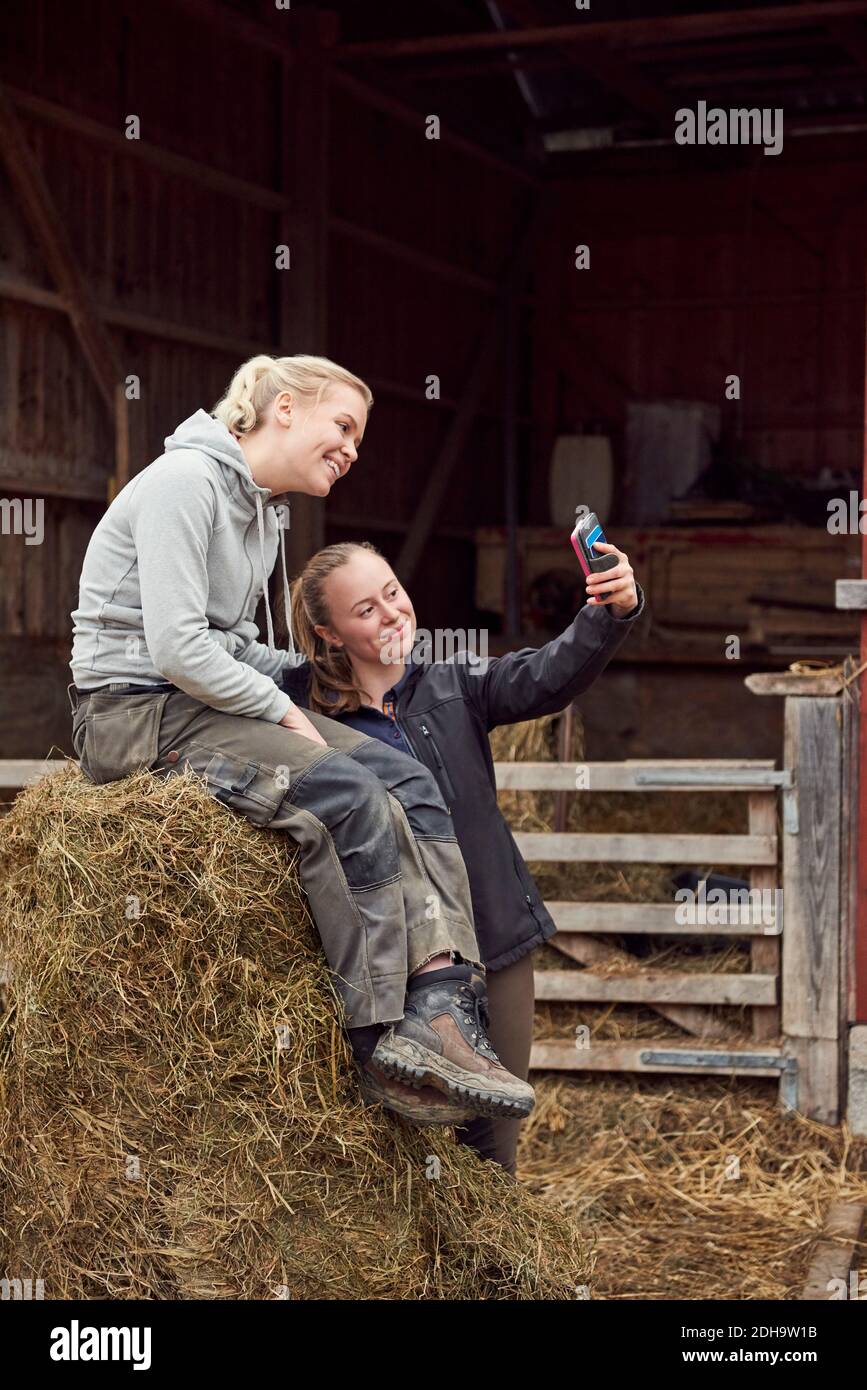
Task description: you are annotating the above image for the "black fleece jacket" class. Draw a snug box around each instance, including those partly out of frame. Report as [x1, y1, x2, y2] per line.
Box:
[281, 584, 645, 971]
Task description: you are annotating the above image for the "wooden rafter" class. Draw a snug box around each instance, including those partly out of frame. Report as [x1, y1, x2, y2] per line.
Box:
[338, 2, 867, 61]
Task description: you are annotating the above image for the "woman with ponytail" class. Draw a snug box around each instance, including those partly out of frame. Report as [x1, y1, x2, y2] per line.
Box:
[69, 354, 535, 1131]
[281, 539, 645, 1177]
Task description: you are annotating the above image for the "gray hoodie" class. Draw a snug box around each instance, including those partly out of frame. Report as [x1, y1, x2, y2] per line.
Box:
[70, 409, 305, 722]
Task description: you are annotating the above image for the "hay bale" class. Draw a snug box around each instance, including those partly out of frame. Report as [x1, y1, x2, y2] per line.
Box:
[0, 765, 588, 1300]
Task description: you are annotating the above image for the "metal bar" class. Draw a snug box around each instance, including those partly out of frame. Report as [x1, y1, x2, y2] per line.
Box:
[641, 1049, 798, 1072]
[633, 769, 792, 787]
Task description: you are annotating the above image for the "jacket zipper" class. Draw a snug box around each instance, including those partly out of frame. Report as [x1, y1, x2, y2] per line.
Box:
[510, 842, 541, 926]
[419, 723, 458, 810]
[394, 709, 455, 812]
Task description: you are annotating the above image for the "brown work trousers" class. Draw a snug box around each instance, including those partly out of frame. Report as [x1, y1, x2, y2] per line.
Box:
[68, 681, 483, 1027]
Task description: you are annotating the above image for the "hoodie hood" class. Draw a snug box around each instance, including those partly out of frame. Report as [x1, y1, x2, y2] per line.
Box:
[164, 409, 299, 661]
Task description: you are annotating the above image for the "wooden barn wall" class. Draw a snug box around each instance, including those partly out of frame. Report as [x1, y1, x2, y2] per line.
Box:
[0, 0, 526, 759]
[323, 79, 529, 632]
[529, 140, 867, 517]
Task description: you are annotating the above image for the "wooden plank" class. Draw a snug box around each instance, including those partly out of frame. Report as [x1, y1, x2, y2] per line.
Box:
[514, 831, 777, 864]
[547, 901, 779, 935]
[530, 1039, 785, 1076]
[782, 697, 843, 1122]
[0, 759, 70, 788]
[534, 969, 777, 1006]
[799, 1201, 865, 1300]
[548, 933, 734, 1038]
[782, 699, 842, 1040]
[750, 791, 782, 1041]
[746, 670, 845, 696]
[496, 759, 780, 791]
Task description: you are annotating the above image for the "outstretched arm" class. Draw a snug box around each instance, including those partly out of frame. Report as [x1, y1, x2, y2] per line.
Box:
[460, 543, 644, 731]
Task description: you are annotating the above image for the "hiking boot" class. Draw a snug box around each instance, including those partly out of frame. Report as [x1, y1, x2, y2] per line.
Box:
[356, 1061, 476, 1127]
[370, 966, 535, 1120]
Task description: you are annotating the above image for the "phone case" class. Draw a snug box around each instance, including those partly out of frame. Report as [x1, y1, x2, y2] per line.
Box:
[571, 513, 619, 576]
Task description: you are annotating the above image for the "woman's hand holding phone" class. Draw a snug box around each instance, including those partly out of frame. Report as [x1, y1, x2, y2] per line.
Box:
[280, 703, 328, 746]
[584, 542, 638, 617]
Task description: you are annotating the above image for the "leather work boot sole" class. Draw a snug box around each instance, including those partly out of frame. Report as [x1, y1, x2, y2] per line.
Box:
[357, 1061, 476, 1127]
[370, 968, 535, 1121]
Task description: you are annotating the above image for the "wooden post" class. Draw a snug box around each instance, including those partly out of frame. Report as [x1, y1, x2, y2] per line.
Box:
[277, 14, 334, 576]
[396, 198, 539, 586]
[749, 789, 781, 1041]
[782, 696, 844, 1121]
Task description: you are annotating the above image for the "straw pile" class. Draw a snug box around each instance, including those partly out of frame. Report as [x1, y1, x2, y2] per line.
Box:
[518, 1074, 867, 1300]
[0, 764, 589, 1300]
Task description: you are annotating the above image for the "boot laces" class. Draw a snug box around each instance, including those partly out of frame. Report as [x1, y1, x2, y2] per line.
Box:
[456, 983, 497, 1059]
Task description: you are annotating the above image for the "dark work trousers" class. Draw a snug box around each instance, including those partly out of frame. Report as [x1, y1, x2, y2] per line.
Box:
[68, 682, 484, 1029]
[453, 949, 537, 1178]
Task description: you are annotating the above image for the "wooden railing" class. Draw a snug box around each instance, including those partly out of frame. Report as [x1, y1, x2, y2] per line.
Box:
[493, 757, 809, 1107]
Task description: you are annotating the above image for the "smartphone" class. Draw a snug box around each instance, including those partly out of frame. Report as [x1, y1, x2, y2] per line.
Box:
[571, 511, 619, 576]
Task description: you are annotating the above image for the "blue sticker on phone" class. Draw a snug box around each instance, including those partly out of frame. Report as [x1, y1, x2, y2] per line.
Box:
[586, 524, 605, 550]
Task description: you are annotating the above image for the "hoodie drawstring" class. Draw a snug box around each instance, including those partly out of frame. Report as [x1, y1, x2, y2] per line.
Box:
[277, 517, 296, 660]
[255, 492, 297, 662]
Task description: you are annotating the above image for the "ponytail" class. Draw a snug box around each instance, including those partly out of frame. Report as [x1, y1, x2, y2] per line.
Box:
[212, 354, 373, 436]
[288, 542, 383, 716]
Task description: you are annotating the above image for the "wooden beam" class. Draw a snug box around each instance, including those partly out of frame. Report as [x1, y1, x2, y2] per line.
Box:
[535, 969, 777, 1006]
[746, 671, 846, 696]
[0, 760, 69, 788]
[330, 71, 539, 187]
[395, 198, 539, 584]
[782, 697, 843, 1121]
[277, 23, 331, 572]
[514, 831, 777, 864]
[530, 1039, 786, 1075]
[7, 86, 289, 212]
[338, 2, 867, 60]
[329, 216, 501, 298]
[4, 93, 526, 301]
[548, 930, 736, 1039]
[546, 900, 779, 936]
[496, 759, 781, 792]
[750, 790, 782, 1040]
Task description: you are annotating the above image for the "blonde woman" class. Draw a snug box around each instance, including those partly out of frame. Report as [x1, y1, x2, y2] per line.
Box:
[69, 354, 534, 1130]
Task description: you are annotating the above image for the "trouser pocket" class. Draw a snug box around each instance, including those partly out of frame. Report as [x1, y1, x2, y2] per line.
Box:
[82, 692, 171, 784]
